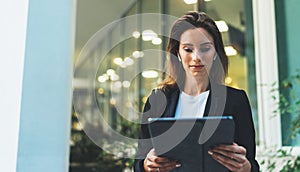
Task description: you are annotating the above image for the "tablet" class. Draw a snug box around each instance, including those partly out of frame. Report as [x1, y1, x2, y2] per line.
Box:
[147, 116, 235, 172]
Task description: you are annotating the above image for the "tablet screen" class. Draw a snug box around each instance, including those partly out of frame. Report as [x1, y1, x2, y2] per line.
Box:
[148, 116, 234, 172]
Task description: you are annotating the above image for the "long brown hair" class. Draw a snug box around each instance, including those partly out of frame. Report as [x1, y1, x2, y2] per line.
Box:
[159, 11, 228, 89]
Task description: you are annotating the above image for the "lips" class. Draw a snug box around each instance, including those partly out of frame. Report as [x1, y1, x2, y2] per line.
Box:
[189, 64, 205, 68]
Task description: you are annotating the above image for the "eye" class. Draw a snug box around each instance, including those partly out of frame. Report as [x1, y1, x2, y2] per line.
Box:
[200, 46, 211, 53]
[183, 47, 193, 53]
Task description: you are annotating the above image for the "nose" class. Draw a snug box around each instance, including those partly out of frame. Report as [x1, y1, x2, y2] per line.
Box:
[192, 51, 201, 61]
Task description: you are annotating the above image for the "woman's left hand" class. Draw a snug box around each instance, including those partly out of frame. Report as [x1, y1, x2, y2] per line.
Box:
[208, 143, 251, 172]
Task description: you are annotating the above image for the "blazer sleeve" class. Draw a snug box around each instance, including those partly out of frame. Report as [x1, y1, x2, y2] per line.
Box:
[232, 90, 259, 172]
[133, 97, 151, 172]
[133, 89, 168, 172]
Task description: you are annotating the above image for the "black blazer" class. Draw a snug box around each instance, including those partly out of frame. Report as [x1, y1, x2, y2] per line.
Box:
[134, 84, 259, 172]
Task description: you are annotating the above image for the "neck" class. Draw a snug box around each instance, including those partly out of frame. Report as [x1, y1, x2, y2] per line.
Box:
[184, 76, 209, 96]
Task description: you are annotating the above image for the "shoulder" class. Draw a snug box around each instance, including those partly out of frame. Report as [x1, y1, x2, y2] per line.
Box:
[224, 86, 250, 108]
[212, 84, 247, 96]
[212, 84, 248, 102]
[225, 86, 247, 96]
[225, 86, 247, 97]
[151, 84, 180, 98]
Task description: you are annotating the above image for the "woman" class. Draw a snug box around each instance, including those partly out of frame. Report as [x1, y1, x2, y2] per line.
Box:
[134, 11, 259, 172]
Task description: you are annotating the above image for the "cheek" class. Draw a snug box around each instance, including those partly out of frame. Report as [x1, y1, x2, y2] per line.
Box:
[202, 55, 214, 65]
[178, 49, 187, 58]
[179, 53, 191, 63]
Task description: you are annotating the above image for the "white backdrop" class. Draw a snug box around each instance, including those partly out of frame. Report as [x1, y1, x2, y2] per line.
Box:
[0, 1, 28, 171]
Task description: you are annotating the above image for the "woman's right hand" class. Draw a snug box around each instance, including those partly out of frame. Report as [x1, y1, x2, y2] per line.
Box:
[144, 148, 181, 172]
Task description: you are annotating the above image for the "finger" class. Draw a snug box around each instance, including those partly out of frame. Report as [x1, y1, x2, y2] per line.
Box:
[231, 153, 248, 163]
[211, 147, 246, 163]
[145, 158, 161, 169]
[146, 149, 170, 163]
[217, 144, 246, 154]
[149, 156, 174, 164]
[212, 150, 238, 166]
[211, 155, 239, 171]
[146, 157, 178, 167]
[147, 148, 158, 158]
[160, 160, 179, 168]
[146, 167, 160, 172]
[156, 157, 173, 163]
[146, 149, 181, 172]
[159, 161, 181, 172]
[215, 144, 247, 155]
[145, 158, 165, 169]
[214, 144, 248, 164]
[147, 164, 176, 172]
[210, 152, 244, 171]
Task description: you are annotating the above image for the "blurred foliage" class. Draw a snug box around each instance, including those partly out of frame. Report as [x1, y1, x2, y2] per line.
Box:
[260, 148, 300, 172]
[69, 109, 139, 172]
[280, 156, 300, 172]
[271, 69, 300, 138]
[264, 69, 300, 171]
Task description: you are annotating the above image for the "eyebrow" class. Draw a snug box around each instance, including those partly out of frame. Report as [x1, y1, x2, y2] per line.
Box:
[181, 42, 213, 46]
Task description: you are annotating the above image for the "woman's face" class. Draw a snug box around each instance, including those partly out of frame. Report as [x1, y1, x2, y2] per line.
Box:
[178, 28, 216, 81]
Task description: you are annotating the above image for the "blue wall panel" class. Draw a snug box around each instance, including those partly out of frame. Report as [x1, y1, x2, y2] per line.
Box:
[17, 0, 75, 171]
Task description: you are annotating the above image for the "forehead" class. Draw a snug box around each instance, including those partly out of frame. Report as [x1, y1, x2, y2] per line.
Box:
[180, 28, 213, 45]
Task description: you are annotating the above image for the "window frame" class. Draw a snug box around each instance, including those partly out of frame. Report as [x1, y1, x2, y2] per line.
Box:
[252, 0, 300, 154]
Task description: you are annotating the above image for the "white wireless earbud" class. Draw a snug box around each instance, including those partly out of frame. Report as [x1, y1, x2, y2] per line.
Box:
[213, 53, 217, 61]
[177, 53, 182, 62]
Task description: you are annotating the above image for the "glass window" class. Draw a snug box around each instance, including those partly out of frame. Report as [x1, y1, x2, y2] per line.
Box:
[72, 0, 261, 171]
[275, 0, 300, 146]
[204, 0, 259, 144]
[168, 0, 196, 17]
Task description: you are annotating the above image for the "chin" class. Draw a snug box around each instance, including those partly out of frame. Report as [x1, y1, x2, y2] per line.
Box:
[192, 73, 208, 79]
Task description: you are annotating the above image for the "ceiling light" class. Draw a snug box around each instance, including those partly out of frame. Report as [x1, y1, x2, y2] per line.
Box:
[122, 81, 131, 88]
[110, 98, 117, 105]
[98, 75, 109, 83]
[184, 0, 197, 5]
[113, 57, 123, 65]
[110, 74, 119, 81]
[132, 51, 144, 58]
[142, 30, 157, 41]
[123, 57, 134, 66]
[142, 70, 158, 78]
[215, 20, 229, 32]
[97, 88, 105, 94]
[152, 37, 162, 45]
[106, 69, 115, 76]
[225, 76, 233, 84]
[132, 51, 140, 58]
[132, 31, 140, 38]
[225, 46, 237, 56]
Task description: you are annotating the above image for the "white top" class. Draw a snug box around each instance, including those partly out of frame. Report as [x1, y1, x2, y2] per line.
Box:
[174, 91, 210, 118]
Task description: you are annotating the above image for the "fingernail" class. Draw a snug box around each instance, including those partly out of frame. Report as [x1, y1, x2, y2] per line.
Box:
[176, 164, 181, 167]
[208, 150, 213, 155]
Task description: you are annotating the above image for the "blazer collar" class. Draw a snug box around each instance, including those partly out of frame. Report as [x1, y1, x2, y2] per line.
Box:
[165, 86, 180, 118]
[204, 83, 227, 116]
[164, 83, 226, 117]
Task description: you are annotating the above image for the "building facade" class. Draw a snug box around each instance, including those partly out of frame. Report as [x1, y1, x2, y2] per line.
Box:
[1, 0, 299, 171]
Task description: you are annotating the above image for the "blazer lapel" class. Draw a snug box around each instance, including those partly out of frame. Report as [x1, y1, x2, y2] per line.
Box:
[204, 84, 227, 117]
[164, 87, 180, 118]
[203, 92, 211, 116]
[162, 84, 227, 117]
